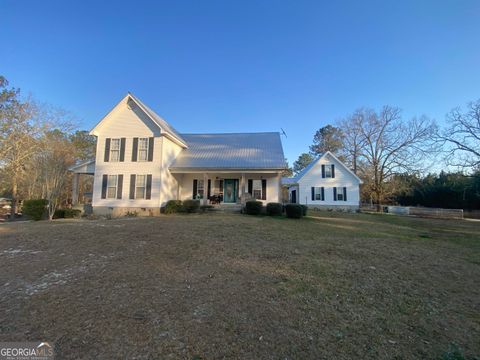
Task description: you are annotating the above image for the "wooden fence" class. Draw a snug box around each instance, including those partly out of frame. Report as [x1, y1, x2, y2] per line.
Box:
[387, 206, 463, 219]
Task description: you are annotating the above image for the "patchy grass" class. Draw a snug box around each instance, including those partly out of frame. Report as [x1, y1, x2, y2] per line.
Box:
[0, 211, 479, 359]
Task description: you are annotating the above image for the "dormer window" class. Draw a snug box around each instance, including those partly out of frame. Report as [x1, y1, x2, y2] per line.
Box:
[138, 138, 149, 161]
[110, 139, 120, 162]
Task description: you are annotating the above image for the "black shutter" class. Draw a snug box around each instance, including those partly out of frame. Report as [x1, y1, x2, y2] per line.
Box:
[321, 164, 325, 178]
[132, 138, 138, 162]
[331, 164, 335, 178]
[343, 187, 347, 201]
[321, 187, 325, 201]
[130, 174, 136, 199]
[193, 179, 198, 199]
[119, 138, 126, 162]
[117, 175, 123, 199]
[101, 175, 108, 199]
[148, 137, 154, 161]
[104, 138, 111, 162]
[333, 187, 337, 201]
[207, 179, 211, 198]
[261, 179, 267, 200]
[146, 175, 152, 199]
[311, 187, 315, 201]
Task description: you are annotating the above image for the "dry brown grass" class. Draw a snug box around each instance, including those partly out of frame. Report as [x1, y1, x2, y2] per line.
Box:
[0, 212, 479, 359]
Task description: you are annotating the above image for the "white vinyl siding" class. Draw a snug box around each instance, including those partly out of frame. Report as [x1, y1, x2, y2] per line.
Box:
[92, 100, 163, 209]
[295, 153, 360, 207]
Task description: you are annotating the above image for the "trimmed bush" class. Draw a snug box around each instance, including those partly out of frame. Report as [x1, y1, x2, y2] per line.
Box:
[23, 199, 48, 221]
[301, 205, 308, 216]
[266, 202, 283, 216]
[245, 200, 263, 215]
[183, 199, 200, 213]
[54, 208, 82, 219]
[285, 204, 303, 219]
[164, 200, 183, 214]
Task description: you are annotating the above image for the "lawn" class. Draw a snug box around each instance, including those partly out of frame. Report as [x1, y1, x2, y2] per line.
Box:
[0, 211, 479, 359]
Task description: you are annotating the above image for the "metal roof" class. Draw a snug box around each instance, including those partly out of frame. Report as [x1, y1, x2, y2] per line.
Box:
[170, 132, 286, 170]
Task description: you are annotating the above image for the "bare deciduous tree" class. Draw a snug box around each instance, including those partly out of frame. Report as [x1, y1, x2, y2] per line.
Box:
[436, 99, 480, 169]
[0, 77, 44, 216]
[337, 109, 369, 174]
[346, 106, 436, 209]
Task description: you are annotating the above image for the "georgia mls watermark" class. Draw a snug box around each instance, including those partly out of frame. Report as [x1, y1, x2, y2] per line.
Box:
[0, 342, 54, 360]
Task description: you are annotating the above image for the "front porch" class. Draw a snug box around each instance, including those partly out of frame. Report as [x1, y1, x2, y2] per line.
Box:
[172, 171, 282, 206]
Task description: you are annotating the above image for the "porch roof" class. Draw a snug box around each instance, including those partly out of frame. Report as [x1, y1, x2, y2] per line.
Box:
[170, 132, 286, 171]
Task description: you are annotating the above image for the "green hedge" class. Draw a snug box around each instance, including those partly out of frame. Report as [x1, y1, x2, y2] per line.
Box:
[285, 204, 303, 219]
[245, 200, 263, 215]
[183, 199, 200, 213]
[54, 208, 82, 219]
[266, 202, 283, 216]
[23, 199, 48, 221]
[164, 200, 183, 214]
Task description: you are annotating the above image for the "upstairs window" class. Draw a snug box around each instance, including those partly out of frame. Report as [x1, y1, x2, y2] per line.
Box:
[325, 165, 332, 178]
[110, 139, 120, 162]
[138, 138, 149, 162]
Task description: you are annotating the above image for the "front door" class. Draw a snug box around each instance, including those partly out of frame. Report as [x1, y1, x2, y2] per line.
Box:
[223, 179, 238, 203]
[291, 190, 297, 203]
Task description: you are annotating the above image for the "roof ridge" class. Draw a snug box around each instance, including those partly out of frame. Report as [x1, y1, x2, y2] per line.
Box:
[180, 132, 280, 135]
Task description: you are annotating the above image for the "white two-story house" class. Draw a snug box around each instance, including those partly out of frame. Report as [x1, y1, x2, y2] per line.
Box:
[282, 152, 363, 210]
[70, 93, 287, 216]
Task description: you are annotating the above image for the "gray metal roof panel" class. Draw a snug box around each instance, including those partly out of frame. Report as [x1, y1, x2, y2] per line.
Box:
[170, 132, 286, 170]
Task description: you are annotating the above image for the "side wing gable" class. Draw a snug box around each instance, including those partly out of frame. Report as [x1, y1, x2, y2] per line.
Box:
[296, 151, 363, 184]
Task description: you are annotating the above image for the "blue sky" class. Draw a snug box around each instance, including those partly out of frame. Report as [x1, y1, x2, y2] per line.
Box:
[2, 0, 479, 164]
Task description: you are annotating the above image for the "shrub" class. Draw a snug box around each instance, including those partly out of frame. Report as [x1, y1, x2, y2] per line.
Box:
[285, 204, 303, 219]
[245, 200, 263, 215]
[164, 200, 183, 214]
[183, 199, 200, 213]
[53, 209, 65, 219]
[266, 202, 283, 216]
[301, 205, 308, 216]
[23, 199, 48, 221]
[54, 208, 82, 219]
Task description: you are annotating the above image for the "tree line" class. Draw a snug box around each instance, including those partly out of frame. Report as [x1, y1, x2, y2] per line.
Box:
[0, 76, 95, 219]
[287, 101, 480, 210]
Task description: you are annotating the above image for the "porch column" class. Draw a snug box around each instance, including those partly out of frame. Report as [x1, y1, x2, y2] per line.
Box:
[176, 174, 182, 200]
[72, 173, 80, 205]
[203, 173, 208, 206]
[240, 173, 246, 206]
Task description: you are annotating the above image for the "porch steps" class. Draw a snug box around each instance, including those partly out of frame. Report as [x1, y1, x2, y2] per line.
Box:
[213, 204, 243, 213]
